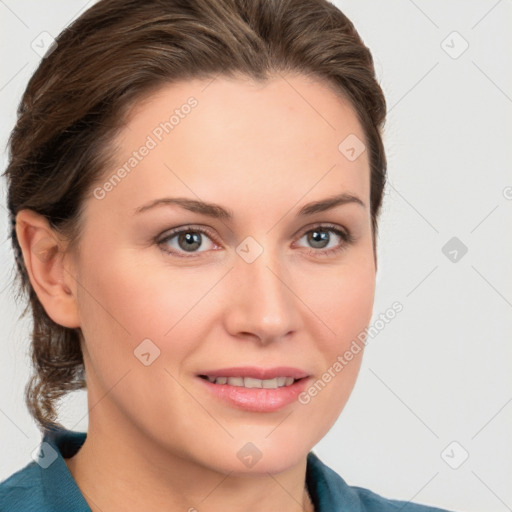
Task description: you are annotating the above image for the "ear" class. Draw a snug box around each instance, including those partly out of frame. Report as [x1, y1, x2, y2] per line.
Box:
[15, 209, 81, 329]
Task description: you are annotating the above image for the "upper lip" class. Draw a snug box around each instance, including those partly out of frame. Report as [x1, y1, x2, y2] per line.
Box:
[198, 366, 310, 380]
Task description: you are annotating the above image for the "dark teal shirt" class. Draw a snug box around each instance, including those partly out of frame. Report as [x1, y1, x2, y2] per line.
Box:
[0, 426, 455, 511]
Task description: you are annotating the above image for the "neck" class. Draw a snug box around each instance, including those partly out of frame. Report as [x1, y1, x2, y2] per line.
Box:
[65, 413, 315, 512]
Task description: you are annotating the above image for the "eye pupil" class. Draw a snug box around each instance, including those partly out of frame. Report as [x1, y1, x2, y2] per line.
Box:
[179, 232, 202, 251]
[308, 230, 329, 249]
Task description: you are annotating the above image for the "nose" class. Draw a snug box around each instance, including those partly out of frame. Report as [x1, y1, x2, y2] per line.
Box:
[223, 244, 302, 346]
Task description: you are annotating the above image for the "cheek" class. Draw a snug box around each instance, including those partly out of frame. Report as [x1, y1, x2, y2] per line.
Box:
[79, 243, 189, 332]
[294, 249, 375, 423]
[74, 246, 207, 427]
[302, 250, 376, 346]
[76, 242, 222, 380]
[323, 268, 375, 337]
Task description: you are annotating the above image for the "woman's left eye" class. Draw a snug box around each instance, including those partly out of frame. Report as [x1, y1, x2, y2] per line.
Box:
[294, 225, 354, 257]
[156, 224, 354, 258]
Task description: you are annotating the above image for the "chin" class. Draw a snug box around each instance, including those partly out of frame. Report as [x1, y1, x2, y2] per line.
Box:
[196, 433, 314, 476]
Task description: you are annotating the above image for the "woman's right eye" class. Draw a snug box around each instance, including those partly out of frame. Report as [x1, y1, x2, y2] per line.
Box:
[157, 226, 219, 258]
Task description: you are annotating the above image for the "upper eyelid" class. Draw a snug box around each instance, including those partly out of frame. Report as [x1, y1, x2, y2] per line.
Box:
[157, 225, 219, 244]
[293, 222, 348, 238]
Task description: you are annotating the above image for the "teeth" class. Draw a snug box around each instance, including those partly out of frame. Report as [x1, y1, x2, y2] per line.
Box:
[262, 378, 278, 389]
[204, 376, 298, 388]
[227, 377, 244, 387]
[244, 377, 263, 388]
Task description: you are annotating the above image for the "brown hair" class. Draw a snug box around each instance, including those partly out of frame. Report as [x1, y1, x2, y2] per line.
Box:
[3, 0, 387, 432]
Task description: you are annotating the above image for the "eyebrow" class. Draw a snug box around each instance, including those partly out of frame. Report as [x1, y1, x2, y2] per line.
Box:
[134, 193, 365, 219]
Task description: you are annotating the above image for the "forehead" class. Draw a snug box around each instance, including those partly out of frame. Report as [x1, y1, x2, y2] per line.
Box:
[94, 73, 370, 220]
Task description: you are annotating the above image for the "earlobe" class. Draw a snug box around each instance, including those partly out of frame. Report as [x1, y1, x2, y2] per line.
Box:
[15, 209, 81, 328]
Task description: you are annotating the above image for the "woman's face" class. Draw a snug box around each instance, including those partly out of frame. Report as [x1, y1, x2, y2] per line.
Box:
[68, 73, 375, 474]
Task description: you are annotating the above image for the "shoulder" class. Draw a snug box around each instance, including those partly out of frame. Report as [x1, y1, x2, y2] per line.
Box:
[0, 427, 90, 512]
[0, 461, 45, 512]
[351, 485, 455, 512]
[306, 452, 456, 512]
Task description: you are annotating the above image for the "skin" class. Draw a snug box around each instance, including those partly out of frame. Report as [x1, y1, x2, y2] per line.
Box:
[16, 73, 376, 512]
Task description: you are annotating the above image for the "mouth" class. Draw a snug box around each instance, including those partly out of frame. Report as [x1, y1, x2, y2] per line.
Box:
[196, 366, 311, 412]
[198, 375, 303, 388]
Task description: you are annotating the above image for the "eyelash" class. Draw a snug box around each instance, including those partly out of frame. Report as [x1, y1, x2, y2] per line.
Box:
[156, 223, 355, 259]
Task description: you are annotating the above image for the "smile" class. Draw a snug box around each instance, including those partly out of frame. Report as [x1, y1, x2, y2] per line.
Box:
[199, 375, 298, 388]
[196, 366, 311, 412]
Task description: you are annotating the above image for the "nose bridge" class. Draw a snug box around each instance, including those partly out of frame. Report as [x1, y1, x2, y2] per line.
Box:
[226, 238, 300, 342]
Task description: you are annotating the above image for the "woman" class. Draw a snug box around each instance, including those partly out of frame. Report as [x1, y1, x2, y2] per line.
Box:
[0, 0, 455, 510]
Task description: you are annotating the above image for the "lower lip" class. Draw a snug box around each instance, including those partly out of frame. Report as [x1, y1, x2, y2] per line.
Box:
[197, 377, 310, 412]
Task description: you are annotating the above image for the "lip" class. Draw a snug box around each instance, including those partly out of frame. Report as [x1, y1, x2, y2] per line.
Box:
[196, 366, 311, 413]
[197, 366, 310, 380]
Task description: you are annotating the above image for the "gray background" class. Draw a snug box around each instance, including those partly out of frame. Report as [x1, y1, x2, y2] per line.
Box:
[1, 1, 511, 511]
